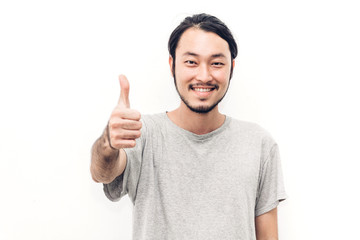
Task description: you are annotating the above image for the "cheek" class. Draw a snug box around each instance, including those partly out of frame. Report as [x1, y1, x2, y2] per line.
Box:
[212, 68, 231, 82]
[175, 65, 196, 80]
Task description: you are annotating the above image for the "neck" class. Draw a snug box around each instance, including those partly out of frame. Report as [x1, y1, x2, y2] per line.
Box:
[167, 102, 225, 135]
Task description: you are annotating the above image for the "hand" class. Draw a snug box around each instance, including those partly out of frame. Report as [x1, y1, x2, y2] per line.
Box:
[108, 75, 142, 149]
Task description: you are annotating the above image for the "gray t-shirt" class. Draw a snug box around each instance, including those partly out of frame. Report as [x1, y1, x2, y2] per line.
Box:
[104, 113, 286, 240]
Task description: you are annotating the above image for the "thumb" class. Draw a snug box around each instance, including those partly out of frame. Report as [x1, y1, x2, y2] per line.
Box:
[118, 74, 130, 108]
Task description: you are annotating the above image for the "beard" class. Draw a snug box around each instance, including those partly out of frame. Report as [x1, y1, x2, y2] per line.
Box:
[174, 76, 230, 114]
[179, 94, 220, 114]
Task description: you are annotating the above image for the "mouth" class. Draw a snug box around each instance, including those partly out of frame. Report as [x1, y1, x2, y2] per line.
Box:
[189, 84, 218, 92]
[193, 87, 212, 92]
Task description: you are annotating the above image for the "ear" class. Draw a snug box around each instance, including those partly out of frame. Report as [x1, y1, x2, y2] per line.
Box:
[229, 59, 236, 80]
[169, 55, 174, 76]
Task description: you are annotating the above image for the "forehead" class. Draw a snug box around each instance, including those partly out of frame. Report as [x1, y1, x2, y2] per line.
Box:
[176, 28, 231, 58]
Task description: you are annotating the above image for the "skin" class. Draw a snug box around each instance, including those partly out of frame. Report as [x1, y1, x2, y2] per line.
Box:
[90, 75, 140, 184]
[167, 28, 233, 134]
[90, 27, 278, 239]
[256, 208, 279, 240]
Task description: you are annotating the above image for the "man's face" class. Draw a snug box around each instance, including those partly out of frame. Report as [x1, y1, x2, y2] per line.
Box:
[170, 28, 234, 114]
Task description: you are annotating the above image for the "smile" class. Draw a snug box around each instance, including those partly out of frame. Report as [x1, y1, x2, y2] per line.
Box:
[189, 84, 218, 92]
[193, 88, 212, 92]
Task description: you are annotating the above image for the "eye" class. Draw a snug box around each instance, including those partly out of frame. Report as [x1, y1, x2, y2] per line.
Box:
[185, 60, 197, 65]
[212, 62, 225, 67]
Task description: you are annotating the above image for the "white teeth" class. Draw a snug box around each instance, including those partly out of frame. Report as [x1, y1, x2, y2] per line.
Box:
[194, 88, 211, 92]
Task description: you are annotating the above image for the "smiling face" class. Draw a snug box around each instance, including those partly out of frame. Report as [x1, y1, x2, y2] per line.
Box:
[170, 28, 234, 114]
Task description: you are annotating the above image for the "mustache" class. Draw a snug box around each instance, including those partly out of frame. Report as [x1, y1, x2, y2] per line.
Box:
[189, 83, 219, 90]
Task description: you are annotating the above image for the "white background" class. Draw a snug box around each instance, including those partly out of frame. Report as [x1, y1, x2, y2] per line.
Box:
[1, 0, 359, 239]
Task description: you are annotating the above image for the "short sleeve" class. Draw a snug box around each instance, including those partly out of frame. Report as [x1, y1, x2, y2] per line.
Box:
[103, 170, 126, 202]
[255, 144, 287, 216]
[103, 119, 147, 203]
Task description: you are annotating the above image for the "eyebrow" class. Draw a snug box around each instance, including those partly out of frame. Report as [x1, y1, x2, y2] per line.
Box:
[182, 52, 226, 58]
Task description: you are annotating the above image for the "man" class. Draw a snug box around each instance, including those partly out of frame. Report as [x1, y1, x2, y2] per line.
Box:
[91, 13, 286, 240]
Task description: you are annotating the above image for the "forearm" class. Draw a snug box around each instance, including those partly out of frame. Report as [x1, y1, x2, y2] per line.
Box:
[90, 126, 124, 184]
[255, 208, 278, 240]
[91, 75, 141, 183]
[256, 237, 277, 240]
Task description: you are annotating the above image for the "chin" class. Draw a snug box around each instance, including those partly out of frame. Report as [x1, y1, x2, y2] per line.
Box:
[186, 103, 218, 114]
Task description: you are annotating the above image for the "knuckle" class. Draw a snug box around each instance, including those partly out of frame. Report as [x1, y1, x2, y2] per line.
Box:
[113, 130, 124, 138]
[110, 140, 120, 149]
[111, 107, 122, 117]
[119, 120, 128, 128]
[111, 128, 125, 139]
[109, 118, 120, 129]
[111, 121, 121, 129]
[109, 126, 119, 137]
[111, 119, 126, 129]
[128, 140, 136, 148]
[135, 111, 141, 120]
[117, 140, 136, 148]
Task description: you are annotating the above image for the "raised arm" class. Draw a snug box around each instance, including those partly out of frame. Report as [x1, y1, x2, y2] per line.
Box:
[90, 75, 142, 184]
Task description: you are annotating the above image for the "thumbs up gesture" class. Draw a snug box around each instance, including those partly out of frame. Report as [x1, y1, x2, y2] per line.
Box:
[108, 75, 142, 149]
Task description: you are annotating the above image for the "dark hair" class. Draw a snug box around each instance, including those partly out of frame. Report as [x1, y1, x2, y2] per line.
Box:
[168, 13, 238, 78]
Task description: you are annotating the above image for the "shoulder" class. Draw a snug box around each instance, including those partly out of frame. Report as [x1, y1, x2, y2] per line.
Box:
[228, 118, 279, 166]
[139, 112, 168, 135]
[227, 117, 273, 138]
[227, 117, 277, 147]
[141, 112, 166, 127]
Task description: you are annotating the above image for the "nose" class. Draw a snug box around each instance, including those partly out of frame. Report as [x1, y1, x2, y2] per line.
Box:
[196, 64, 212, 82]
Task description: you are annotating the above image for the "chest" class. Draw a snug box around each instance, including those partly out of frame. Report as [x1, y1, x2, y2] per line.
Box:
[147, 132, 262, 202]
